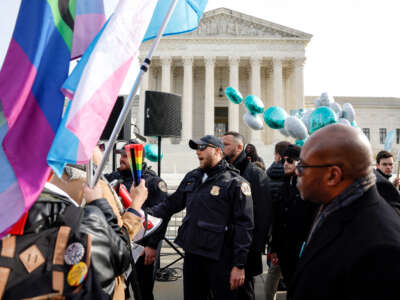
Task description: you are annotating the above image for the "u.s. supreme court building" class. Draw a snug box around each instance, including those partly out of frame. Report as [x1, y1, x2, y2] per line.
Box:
[129, 7, 400, 173]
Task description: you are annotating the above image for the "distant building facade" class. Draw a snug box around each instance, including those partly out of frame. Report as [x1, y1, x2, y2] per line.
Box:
[135, 7, 312, 145]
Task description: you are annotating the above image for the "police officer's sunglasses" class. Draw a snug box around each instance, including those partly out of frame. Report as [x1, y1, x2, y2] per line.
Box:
[198, 144, 217, 151]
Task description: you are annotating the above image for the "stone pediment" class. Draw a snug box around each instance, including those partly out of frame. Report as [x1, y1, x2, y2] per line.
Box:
[183, 8, 312, 39]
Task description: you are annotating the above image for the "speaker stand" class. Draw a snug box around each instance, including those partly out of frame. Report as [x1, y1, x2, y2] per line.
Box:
[156, 136, 185, 272]
[157, 136, 161, 177]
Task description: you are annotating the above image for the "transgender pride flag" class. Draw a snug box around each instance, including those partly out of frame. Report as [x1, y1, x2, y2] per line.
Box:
[0, 0, 104, 236]
[48, 0, 159, 177]
[48, 0, 208, 177]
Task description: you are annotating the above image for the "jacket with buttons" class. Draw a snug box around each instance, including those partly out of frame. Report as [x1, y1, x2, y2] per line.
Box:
[150, 159, 254, 267]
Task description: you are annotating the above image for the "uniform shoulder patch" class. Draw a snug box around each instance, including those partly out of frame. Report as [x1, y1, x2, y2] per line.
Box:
[240, 182, 251, 197]
[158, 181, 168, 193]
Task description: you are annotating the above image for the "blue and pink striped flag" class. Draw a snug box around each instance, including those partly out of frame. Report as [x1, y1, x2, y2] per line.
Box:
[0, 0, 104, 236]
[47, 0, 208, 177]
[47, 0, 159, 177]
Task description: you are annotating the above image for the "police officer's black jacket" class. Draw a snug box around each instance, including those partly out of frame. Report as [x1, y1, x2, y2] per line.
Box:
[150, 159, 254, 267]
[373, 168, 400, 214]
[232, 151, 272, 252]
[105, 163, 169, 248]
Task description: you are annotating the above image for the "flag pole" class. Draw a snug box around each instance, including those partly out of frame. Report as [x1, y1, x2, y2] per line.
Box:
[91, 0, 179, 187]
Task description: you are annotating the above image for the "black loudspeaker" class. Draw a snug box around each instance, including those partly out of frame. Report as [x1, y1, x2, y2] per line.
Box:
[144, 91, 182, 137]
[101, 96, 131, 140]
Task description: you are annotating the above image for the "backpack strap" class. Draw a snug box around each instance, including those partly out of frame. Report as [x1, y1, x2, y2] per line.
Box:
[52, 226, 71, 293]
[0, 236, 16, 299]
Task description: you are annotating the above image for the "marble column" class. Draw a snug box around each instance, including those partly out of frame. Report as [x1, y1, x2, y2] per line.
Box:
[204, 56, 216, 135]
[294, 58, 305, 109]
[272, 58, 284, 143]
[161, 56, 172, 92]
[138, 56, 149, 133]
[182, 56, 193, 141]
[250, 56, 262, 143]
[228, 56, 240, 132]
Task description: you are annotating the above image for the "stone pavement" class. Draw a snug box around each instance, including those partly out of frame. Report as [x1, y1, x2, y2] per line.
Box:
[153, 252, 287, 300]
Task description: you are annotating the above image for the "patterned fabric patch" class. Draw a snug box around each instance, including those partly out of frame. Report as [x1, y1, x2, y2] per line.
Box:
[241, 182, 252, 196]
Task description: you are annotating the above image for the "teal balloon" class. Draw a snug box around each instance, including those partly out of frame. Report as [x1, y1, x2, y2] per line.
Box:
[225, 86, 243, 104]
[245, 95, 264, 114]
[144, 144, 163, 162]
[264, 106, 288, 129]
[309, 106, 337, 134]
[350, 120, 357, 127]
[295, 139, 306, 147]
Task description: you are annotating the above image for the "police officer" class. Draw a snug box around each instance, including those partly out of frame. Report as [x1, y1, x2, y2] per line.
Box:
[222, 131, 272, 300]
[150, 135, 254, 300]
[105, 139, 168, 300]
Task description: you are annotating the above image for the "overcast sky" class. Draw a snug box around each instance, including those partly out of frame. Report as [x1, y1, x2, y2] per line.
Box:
[1, 0, 400, 98]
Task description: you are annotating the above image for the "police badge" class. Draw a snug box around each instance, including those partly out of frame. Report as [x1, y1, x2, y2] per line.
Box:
[210, 185, 220, 196]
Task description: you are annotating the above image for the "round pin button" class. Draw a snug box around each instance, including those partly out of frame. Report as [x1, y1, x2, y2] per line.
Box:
[64, 242, 85, 265]
[67, 262, 88, 287]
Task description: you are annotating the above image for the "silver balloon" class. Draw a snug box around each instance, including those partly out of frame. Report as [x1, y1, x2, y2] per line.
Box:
[338, 118, 351, 126]
[314, 97, 321, 108]
[243, 112, 264, 130]
[330, 102, 342, 118]
[301, 109, 313, 131]
[279, 127, 290, 137]
[284, 116, 308, 140]
[342, 103, 356, 122]
[319, 92, 334, 107]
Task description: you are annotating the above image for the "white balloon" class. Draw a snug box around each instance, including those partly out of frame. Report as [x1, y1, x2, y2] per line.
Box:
[319, 92, 334, 107]
[284, 116, 308, 140]
[330, 102, 342, 117]
[338, 118, 351, 126]
[314, 97, 321, 108]
[301, 109, 313, 132]
[279, 127, 290, 137]
[243, 112, 264, 130]
[342, 103, 356, 122]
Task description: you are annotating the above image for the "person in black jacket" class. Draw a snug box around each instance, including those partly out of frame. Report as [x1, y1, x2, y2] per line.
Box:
[270, 144, 317, 287]
[24, 179, 148, 296]
[289, 124, 400, 300]
[150, 135, 254, 300]
[373, 150, 400, 214]
[264, 141, 290, 300]
[222, 131, 272, 300]
[105, 139, 168, 300]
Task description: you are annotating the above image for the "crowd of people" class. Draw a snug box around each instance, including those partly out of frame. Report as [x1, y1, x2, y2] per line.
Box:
[2, 124, 400, 300]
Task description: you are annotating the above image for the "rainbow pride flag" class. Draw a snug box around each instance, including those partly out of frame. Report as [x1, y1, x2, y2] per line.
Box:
[0, 0, 104, 236]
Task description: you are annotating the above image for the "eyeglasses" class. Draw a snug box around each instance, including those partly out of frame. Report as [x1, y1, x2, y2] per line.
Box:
[282, 157, 296, 164]
[198, 144, 217, 151]
[295, 162, 339, 177]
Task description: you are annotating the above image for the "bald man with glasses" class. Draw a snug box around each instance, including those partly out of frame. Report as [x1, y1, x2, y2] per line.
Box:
[289, 124, 400, 300]
[150, 135, 254, 300]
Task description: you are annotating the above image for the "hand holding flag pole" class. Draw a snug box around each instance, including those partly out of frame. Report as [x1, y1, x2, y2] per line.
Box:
[91, 0, 180, 188]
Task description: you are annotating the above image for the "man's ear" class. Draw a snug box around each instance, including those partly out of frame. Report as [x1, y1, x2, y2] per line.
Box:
[326, 166, 343, 186]
[237, 143, 244, 152]
[376, 162, 379, 168]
